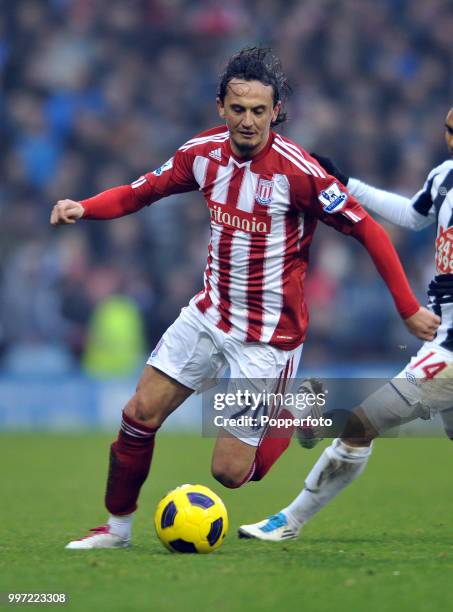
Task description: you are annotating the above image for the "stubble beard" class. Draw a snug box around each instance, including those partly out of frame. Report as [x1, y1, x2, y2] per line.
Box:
[231, 134, 262, 158]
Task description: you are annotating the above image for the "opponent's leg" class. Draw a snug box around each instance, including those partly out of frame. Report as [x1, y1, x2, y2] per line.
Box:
[440, 408, 453, 441]
[66, 366, 193, 549]
[239, 429, 373, 541]
[294, 378, 328, 449]
[282, 433, 373, 530]
[238, 426, 374, 541]
[239, 381, 414, 541]
[281, 370, 449, 533]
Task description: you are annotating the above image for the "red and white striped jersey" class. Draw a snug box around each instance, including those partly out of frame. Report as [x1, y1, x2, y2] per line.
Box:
[131, 125, 367, 350]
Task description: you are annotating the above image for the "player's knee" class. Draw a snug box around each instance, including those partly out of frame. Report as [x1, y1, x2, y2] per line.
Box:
[211, 460, 251, 489]
[124, 392, 164, 429]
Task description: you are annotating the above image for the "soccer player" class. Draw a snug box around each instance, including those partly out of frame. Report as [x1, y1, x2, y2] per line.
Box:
[238, 107, 453, 542]
[50, 48, 438, 549]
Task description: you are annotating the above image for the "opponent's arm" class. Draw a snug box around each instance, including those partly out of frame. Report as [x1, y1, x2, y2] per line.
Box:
[311, 153, 434, 231]
[347, 178, 433, 231]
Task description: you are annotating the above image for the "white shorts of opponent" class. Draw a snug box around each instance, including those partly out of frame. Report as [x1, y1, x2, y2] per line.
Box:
[147, 303, 303, 446]
[361, 342, 453, 436]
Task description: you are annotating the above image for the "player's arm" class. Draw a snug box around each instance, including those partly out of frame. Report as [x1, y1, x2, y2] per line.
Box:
[50, 186, 137, 225]
[50, 151, 197, 225]
[349, 215, 439, 340]
[311, 153, 435, 231]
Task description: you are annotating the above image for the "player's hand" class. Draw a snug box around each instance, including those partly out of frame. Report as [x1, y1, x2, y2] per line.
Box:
[404, 307, 440, 341]
[50, 199, 85, 225]
[310, 153, 350, 186]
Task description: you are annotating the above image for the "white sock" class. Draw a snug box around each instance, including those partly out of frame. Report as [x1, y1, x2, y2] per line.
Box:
[107, 513, 134, 540]
[283, 438, 372, 528]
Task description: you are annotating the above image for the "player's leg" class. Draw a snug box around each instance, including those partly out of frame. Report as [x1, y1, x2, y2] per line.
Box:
[104, 366, 193, 517]
[211, 431, 257, 488]
[66, 305, 225, 549]
[211, 417, 294, 489]
[211, 342, 302, 488]
[248, 347, 303, 482]
[66, 366, 193, 550]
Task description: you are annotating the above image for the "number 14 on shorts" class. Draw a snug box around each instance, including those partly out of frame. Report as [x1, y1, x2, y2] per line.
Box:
[410, 351, 448, 380]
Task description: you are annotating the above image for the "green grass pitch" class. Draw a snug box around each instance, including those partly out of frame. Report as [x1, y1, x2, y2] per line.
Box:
[1, 433, 453, 611]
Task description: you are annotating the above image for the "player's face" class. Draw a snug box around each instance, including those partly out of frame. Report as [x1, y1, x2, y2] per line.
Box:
[217, 79, 281, 158]
[445, 108, 453, 156]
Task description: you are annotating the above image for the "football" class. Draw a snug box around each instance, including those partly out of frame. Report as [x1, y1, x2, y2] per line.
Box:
[154, 484, 228, 553]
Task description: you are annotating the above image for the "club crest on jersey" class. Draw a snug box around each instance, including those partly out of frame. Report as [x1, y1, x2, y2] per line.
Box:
[255, 178, 274, 206]
[318, 182, 348, 213]
[152, 158, 173, 176]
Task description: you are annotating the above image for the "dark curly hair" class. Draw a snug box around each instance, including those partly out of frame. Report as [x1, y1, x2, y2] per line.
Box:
[217, 47, 291, 126]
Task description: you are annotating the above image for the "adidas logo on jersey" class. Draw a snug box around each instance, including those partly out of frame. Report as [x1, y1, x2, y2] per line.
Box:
[209, 148, 222, 162]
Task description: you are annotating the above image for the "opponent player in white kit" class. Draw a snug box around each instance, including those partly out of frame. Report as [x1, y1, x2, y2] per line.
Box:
[239, 107, 453, 542]
[50, 48, 438, 549]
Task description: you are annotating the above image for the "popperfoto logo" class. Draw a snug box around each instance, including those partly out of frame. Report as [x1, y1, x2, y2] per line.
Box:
[210, 389, 332, 431]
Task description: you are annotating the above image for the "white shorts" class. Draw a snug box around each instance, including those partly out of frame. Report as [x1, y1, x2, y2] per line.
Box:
[148, 304, 303, 445]
[361, 342, 453, 433]
[393, 342, 453, 412]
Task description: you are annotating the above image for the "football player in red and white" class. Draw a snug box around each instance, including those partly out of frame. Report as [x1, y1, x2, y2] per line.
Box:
[51, 48, 438, 549]
[239, 107, 453, 542]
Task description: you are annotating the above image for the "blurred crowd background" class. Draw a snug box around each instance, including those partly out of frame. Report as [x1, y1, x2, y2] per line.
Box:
[1, 0, 452, 378]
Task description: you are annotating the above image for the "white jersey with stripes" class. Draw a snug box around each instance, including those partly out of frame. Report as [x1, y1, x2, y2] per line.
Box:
[131, 125, 367, 350]
[349, 159, 453, 352]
